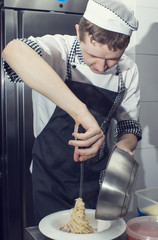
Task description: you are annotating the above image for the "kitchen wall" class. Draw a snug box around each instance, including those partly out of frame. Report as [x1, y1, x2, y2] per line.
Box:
[123, 0, 158, 210]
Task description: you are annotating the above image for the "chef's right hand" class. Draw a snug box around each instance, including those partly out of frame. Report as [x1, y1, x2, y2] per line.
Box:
[68, 109, 105, 162]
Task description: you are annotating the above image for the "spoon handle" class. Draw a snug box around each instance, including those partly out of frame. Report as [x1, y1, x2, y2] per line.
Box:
[79, 161, 84, 198]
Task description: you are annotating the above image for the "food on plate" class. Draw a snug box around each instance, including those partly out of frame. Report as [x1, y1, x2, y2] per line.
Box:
[60, 198, 94, 234]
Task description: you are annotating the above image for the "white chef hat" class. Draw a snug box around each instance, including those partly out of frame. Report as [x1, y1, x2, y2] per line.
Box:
[83, 0, 138, 36]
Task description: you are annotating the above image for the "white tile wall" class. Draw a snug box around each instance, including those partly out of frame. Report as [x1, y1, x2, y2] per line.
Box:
[137, 102, 158, 149]
[121, 0, 135, 10]
[135, 7, 158, 55]
[136, 0, 158, 8]
[135, 148, 158, 189]
[136, 55, 158, 102]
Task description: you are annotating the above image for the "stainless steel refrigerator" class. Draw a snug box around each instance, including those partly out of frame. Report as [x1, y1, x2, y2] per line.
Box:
[0, 1, 88, 239]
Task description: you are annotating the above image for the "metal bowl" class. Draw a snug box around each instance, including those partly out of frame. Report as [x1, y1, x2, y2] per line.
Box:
[95, 146, 139, 220]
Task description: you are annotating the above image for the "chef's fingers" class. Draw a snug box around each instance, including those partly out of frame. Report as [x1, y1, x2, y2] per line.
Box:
[73, 147, 96, 162]
[115, 143, 135, 158]
[74, 122, 79, 134]
[76, 142, 101, 157]
[123, 149, 135, 158]
[73, 136, 104, 162]
[72, 123, 80, 161]
[124, 150, 135, 158]
[73, 147, 80, 162]
[69, 131, 105, 148]
[72, 128, 102, 140]
[74, 153, 96, 162]
[79, 154, 96, 161]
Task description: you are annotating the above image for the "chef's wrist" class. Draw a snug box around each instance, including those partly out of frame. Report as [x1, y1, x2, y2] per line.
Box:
[70, 103, 88, 122]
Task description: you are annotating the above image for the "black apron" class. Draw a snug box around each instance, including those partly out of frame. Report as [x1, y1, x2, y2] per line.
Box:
[32, 63, 125, 224]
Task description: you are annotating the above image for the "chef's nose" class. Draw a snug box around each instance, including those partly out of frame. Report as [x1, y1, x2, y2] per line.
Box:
[96, 59, 107, 72]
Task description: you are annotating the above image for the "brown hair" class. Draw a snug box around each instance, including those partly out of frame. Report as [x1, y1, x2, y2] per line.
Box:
[78, 17, 130, 51]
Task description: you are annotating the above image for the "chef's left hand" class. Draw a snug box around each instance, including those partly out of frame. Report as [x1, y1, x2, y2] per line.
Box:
[116, 143, 135, 158]
[115, 133, 138, 158]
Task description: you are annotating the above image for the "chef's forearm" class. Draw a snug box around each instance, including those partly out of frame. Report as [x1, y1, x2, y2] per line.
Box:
[2, 39, 87, 120]
[117, 133, 138, 150]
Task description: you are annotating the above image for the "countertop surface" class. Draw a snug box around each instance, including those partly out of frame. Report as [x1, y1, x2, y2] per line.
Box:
[25, 212, 137, 240]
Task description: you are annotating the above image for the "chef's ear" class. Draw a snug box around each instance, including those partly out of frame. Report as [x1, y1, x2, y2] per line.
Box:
[75, 24, 80, 40]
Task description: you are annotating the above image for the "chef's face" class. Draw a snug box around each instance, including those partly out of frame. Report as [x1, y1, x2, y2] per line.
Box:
[76, 24, 125, 74]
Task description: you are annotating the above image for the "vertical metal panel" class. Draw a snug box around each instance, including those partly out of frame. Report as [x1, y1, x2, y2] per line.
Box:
[1, 8, 26, 240]
[0, 8, 7, 240]
[23, 10, 82, 37]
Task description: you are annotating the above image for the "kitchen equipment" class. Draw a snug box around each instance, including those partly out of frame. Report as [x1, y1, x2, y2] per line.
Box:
[135, 187, 158, 216]
[126, 216, 158, 240]
[95, 146, 139, 220]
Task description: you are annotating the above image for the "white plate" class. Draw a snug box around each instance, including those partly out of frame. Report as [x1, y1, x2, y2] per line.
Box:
[39, 209, 126, 240]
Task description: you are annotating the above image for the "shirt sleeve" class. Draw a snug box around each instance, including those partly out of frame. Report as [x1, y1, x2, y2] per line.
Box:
[114, 59, 142, 141]
[3, 38, 42, 83]
[114, 119, 142, 141]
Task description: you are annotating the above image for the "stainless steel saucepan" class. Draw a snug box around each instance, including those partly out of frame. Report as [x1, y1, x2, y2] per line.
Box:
[95, 146, 139, 220]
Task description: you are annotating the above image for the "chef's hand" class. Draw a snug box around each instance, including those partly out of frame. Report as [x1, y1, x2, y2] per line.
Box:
[116, 143, 135, 158]
[68, 111, 105, 162]
[116, 133, 138, 158]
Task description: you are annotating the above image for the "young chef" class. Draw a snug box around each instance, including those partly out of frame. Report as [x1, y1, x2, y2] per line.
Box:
[2, 0, 142, 224]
